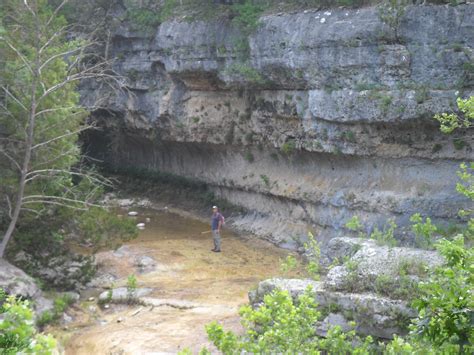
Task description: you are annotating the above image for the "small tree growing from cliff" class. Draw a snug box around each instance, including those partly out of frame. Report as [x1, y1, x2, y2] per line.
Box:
[0, 0, 120, 258]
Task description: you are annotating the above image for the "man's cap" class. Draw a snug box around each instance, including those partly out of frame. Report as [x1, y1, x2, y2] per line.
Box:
[212, 206, 218, 209]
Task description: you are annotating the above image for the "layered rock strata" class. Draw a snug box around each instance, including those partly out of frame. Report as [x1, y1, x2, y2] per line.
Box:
[83, 4, 474, 247]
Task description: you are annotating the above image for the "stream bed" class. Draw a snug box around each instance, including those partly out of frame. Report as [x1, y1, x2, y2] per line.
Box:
[52, 207, 300, 354]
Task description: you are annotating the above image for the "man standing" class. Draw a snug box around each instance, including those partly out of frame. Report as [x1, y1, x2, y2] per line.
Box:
[211, 206, 224, 252]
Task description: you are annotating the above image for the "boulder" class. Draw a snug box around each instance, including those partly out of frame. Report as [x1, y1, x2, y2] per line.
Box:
[134, 256, 156, 273]
[87, 273, 117, 289]
[0, 259, 41, 299]
[98, 287, 152, 303]
[13, 251, 96, 291]
[0, 259, 54, 315]
[249, 278, 416, 339]
[324, 237, 443, 294]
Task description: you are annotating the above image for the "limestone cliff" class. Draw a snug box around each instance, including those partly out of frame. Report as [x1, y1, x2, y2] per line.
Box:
[83, 3, 473, 248]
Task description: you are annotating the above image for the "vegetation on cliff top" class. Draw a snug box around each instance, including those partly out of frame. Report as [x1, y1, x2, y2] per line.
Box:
[120, 0, 466, 31]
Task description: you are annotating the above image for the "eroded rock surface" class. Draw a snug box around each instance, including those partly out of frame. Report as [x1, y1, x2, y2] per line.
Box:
[83, 3, 473, 247]
[250, 237, 444, 339]
[0, 259, 41, 299]
[323, 237, 443, 292]
[99, 287, 153, 302]
[0, 259, 53, 315]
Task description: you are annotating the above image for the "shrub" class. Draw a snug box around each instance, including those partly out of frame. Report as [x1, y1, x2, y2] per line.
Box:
[232, 0, 264, 36]
[369, 219, 398, 247]
[346, 216, 398, 246]
[453, 138, 467, 150]
[281, 139, 297, 154]
[280, 255, 298, 274]
[127, 274, 138, 299]
[411, 235, 474, 352]
[37, 294, 75, 328]
[410, 213, 438, 249]
[78, 207, 138, 252]
[259, 174, 270, 187]
[434, 96, 473, 134]
[304, 231, 321, 280]
[345, 215, 364, 235]
[225, 63, 265, 84]
[205, 288, 374, 353]
[0, 294, 57, 353]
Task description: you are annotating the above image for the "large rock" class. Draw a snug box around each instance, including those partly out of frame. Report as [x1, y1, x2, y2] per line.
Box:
[0, 259, 54, 315]
[134, 256, 156, 273]
[250, 278, 416, 339]
[13, 251, 96, 291]
[99, 287, 152, 303]
[0, 259, 41, 299]
[324, 237, 443, 293]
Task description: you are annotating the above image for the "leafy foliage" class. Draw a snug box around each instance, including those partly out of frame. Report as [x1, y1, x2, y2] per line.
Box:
[206, 288, 320, 353]
[410, 213, 438, 249]
[304, 231, 321, 279]
[345, 216, 398, 247]
[434, 96, 473, 134]
[231, 0, 264, 37]
[36, 294, 75, 328]
[205, 288, 374, 353]
[411, 235, 474, 352]
[280, 255, 298, 274]
[0, 294, 57, 354]
[280, 139, 297, 155]
[78, 207, 138, 252]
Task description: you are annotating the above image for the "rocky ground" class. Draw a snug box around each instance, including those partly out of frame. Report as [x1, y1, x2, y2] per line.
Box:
[43, 203, 302, 354]
[251, 236, 444, 339]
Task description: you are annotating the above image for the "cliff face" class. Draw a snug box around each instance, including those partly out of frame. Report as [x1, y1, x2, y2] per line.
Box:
[83, 4, 473, 248]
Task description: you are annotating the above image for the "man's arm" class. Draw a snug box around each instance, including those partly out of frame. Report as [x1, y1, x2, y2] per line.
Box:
[218, 214, 223, 232]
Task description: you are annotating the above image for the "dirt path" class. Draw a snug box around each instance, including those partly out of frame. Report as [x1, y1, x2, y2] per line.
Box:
[55, 208, 301, 354]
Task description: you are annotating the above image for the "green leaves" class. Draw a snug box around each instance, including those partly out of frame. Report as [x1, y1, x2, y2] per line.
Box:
[434, 96, 474, 134]
[280, 255, 298, 274]
[0, 293, 57, 354]
[304, 231, 321, 280]
[410, 213, 438, 249]
[412, 235, 474, 351]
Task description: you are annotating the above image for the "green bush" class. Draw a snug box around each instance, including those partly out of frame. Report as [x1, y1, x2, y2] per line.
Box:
[127, 274, 138, 296]
[37, 294, 75, 328]
[410, 213, 438, 249]
[259, 174, 270, 187]
[304, 231, 321, 280]
[78, 207, 138, 252]
[225, 63, 265, 84]
[280, 255, 298, 274]
[205, 287, 374, 353]
[232, 0, 264, 36]
[281, 139, 297, 155]
[369, 219, 398, 247]
[0, 294, 57, 353]
[412, 235, 473, 352]
[434, 96, 473, 134]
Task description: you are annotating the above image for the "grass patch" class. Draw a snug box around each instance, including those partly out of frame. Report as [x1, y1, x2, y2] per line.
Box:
[280, 139, 297, 155]
[36, 294, 75, 328]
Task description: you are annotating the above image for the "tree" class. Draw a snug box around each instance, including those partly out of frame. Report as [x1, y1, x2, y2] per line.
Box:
[0, 0, 119, 258]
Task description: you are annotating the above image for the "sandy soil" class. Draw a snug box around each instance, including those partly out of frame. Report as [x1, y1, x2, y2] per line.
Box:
[53, 208, 301, 354]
